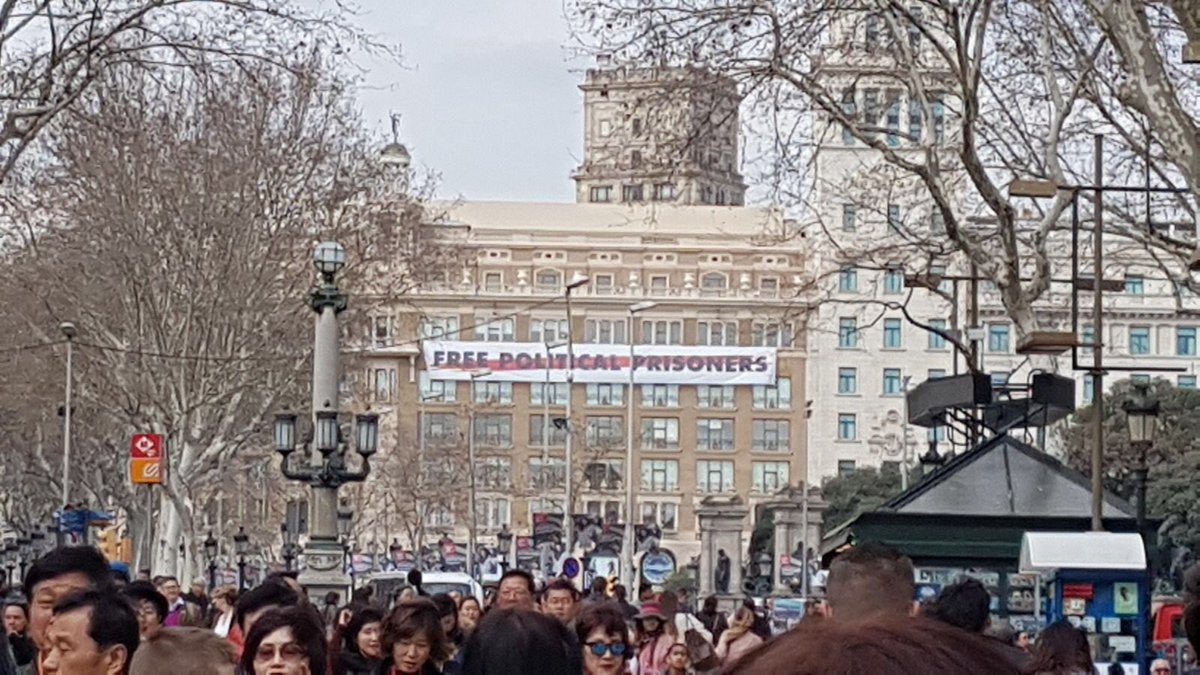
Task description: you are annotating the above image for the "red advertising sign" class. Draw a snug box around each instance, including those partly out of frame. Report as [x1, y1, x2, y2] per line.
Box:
[130, 434, 164, 459]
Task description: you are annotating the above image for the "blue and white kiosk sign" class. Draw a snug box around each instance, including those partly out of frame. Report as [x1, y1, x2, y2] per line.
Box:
[640, 549, 677, 586]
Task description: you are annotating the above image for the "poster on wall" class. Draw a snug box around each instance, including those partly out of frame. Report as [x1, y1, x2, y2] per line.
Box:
[422, 341, 777, 385]
[1113, 582, 1138, 615]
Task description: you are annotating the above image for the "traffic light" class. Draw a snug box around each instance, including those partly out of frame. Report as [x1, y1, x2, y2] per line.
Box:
[97, 528, 120, 561]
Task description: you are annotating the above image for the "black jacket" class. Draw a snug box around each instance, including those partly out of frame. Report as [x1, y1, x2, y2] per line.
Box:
[336, 650, 380, 675]
[373, 657, 443, 675]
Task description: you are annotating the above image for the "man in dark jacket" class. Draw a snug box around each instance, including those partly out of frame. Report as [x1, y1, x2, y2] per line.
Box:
[697, 595, 728, 644]
[924, 578, 1030, 670]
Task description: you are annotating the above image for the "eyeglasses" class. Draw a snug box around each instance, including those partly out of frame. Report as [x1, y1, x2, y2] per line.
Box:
[586, 642, 627, 657]
[1152, 669, 1171, 674]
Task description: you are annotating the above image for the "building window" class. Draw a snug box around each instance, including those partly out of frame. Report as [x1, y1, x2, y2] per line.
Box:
[419, 373, 457, 403]
[837, 367, 858, 395]
[475, 317, 515, 342]
[1129, 326, 1151, 355]
[534, 270, 561, 290]
[696, 460, 736, 493]
[371, 367, 397, 402]
[753, 378, 792, 409]
[883, 368, 903, 395]
[840, 89, 857, 145]
[839, 318, 859, 348]
[928, 319, 948, 349]
[752, 462, 790, 494]
[593, 274, 614, 295]
[883, 318, 903, 348]
[928, 368, 946, 380]
[528, 458, 566, 490]
[643, 320, 683, 345]
[863, 88, 880, 137]
[586, 383, 624, 406]
[584, 499, 622, 523]
[473, 414, 512, 447]
[641, 385, 680, 408]
[1082, 375, 1095, 403]
[641, 418, 680, 451]
[837, 413, 858, 441]
[1125, 275, 1145, 294]
[928, 425, 946, 442]
[639, 501, 678, 531]
[752, 420, 790, 452]
[1131, 374, 1151, 385]
[1081, 324, 1096, 351]
[423, 504, 455, 528]
[1178, 327, 1197, 356]
[622, 184, 644, 202]
[908, 99, 922, 143]
[988, 324, 1011, 353]
[479, 497, 511, 530]
[420, 316, 459, 340]
[752, 322, 793, 347]
[838, 266, 858, 292]
[759, 277, 779, 297]
[864, 13, 880, 51]
[653, 183, 676, 201]
[932, 98, 945, 142]
[991, 372, 1010, 389]
[696, 419, 735, 451]
[697, 320, 739, 346]
[529, 414, 567, 446]
[641, 460, 679, 492]
[886, 93, 901, 147]
[585, 318, 627, 344]
[477, 457, 512, 490]
[1179, 375, 1197, 389]
[930, 211, 945, 236]
[649, 275, 670, 295]
[888, 204, 902, 232]
[372, 315, 394, 348]
[701, 273, 728, 295]
[842, 204, 857, 231]
[837, 460, 857, 477]
[590, 185, 613, 203]
[584, 460, 625, 491]
[585, 416, 624, 449]
[631, 117, 643, 135]
[530, 383, 569, 406]
[531, 319, 568, 343]
[422, 412, 459, 445]
[473, 381, 513, 405]
[883, 267, 904, 294]
[483, 272, 503, 291]
[696, 385, 736, 409]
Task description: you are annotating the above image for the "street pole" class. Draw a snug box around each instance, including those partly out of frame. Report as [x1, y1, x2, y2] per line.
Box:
[562, 276, 589, 556]
[800, 482, 810, 599]
[467, 386, 478, 581]
[622, 301, 655, 592]
[901, 375, 912, 491]
[60, 322, 77, 527]
[1091, 133, 1106, 532]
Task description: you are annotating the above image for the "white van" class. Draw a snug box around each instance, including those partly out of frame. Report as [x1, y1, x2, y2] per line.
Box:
[365, 571, 484, 606]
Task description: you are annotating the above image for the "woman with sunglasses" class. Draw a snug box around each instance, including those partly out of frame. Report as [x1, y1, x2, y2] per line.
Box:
[575, 603, 631, 675]
[240, 605, 328, 675]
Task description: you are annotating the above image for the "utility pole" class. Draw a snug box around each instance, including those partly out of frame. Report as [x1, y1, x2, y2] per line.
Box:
[1091, 133, 1106, 532]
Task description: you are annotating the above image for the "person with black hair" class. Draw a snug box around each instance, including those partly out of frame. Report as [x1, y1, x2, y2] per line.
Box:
[331, 607, 383, 675]
[460, 608, 582, 675]
[265, 571, 305, 599]
[541, 579, 580, 623]
[22, 546, 112, 674]
[42, 590, 139, 675]
[4, 602, 34, 668]
[378, 599, 450, 675]
[430, 595, 463, 650]
[234, 581, 301, 637]
[121, 582, 169, 642]
[494, 570, 535, 611]
[924, 578, 991, 633]
[240, 606, 327, 675]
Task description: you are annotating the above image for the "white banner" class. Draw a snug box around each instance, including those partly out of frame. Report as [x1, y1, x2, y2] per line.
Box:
[422, 341, 777, 385]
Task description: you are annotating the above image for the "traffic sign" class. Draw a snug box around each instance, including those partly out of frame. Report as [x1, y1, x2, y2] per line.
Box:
[131, 458, 163, 484]
[130, 434, 164, 459]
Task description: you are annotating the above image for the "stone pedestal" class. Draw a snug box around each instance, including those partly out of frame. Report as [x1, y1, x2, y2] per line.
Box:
[696, 495, 749, 598]
[768, 484, 827, 595]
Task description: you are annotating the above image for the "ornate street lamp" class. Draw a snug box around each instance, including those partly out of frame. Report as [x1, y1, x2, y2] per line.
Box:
[233, 527, 250, 591]
[3, 543, 15, 586]
[204, 531, 219, 591]
[16, 533, 31, 581]
[29, 530, 44, 561]
[496, 525, 513, 572]
[337, 505, 354, 590]
[1122, 383, 1160, 531]
[281, 523, 300, 572]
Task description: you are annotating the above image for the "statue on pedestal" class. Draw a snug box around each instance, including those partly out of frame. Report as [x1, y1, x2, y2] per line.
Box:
[715, 549, 731, 593]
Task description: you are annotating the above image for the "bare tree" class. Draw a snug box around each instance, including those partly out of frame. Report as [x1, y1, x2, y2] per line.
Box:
[567, 0, 1200, 339]
[0, 50, 454, 576]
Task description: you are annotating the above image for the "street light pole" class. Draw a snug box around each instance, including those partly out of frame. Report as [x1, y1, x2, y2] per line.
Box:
[1122, 383, 1160, 533]
[467, 369, 492, 582]
[622, 301, 656, 592]
[1090, 134, 1106, 532]
[562, 273, 590, 557]
[60, 322, 77, 527]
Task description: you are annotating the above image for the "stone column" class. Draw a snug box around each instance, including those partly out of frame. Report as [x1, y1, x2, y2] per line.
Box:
[767, 484, 827, 595]
[696, 495, 749, 604]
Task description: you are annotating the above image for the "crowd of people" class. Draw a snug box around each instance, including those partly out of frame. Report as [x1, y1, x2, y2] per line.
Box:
[0, 541, 1198, 674]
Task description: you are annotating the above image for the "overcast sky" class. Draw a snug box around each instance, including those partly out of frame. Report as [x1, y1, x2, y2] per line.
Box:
[335, 0, 585, 203]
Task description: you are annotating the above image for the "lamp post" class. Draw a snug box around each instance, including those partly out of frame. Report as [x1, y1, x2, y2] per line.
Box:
[337, 505, 354, 592]
[496, 524, 513, 573]
[29, 530, 44, 564]
[466, 368, 492, 582]
[204, 531, 219, 591]
[16, 534, 31, 582]
[563, 272, 589, 556]
[3, 543, 14, 586]
[1122, 383, 1160, 532]
[281, 523, 300, 572]
[233, 527, 250, 591]
[59, 321, 77, 544]
[273, 240, 380, 601]
[622, 301, 656, 591]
